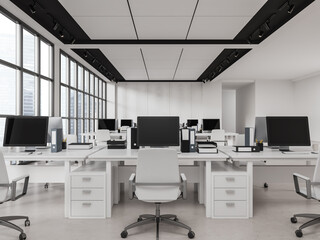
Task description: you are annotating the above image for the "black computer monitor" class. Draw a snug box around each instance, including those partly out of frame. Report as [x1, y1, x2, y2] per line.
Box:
[3, 116, 48, 150]
[187, 119, 198, 127]
[203, 119, 220, 131]
[266, 116, 311, 151]
[121, 119, 133, 127]
[137, 116, 180, 147]
[254, 117, 268, 143]
[98, 119, 116, 130]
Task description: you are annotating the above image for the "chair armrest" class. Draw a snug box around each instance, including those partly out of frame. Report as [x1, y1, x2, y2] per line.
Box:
[293, 173, 312, 199]
[11, 175, 30, 201]
[128, 173, 136, 200]
[180, 173, 187, 200]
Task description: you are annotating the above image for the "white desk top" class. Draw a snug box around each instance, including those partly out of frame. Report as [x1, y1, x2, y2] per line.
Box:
[1, 146, 105, 162]
[219, 146, 318, 161]
[88, 149, 228, 162]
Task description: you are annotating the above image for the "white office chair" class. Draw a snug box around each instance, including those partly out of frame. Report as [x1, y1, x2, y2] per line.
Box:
[210, 129, 226, 146]
[291, 154, 320, 238]
[0, 151, 30, 240]
[121, 149, 195, 240]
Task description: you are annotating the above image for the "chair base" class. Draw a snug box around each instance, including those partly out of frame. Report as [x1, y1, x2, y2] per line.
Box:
[0, 216, 30, 240]
[291, 213, 320, 238]
[121, 203, 195, 240]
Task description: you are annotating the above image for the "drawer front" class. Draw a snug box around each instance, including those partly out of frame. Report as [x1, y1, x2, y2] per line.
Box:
[214, 189, 247, 201]
[71, 189, 105, 201]
[214, 175, 246, 188]
[214, 201, 247, 217]
[71, 201, 104, 217]
[71, 175, 104, 188]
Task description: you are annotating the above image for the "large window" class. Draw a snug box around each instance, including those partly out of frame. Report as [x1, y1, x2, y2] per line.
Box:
[60, 52, 108, 141]
[0, 11, 54, 145]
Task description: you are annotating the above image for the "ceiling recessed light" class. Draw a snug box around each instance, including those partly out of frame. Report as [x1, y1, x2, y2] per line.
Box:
[29, 3, 36, 14]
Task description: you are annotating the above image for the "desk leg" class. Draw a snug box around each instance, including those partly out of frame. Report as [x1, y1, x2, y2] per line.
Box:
[247, 161, 253, 218]
[205, 161, 212, 218]
[113, 162, 120, 205]
[106, 162, 112, 218]
[64, 161, 71, 218]
[198, 162, 204, 204]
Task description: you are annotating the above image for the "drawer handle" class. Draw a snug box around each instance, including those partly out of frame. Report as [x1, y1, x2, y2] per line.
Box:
[82, 177, 92, 182]
[82, 190, 92, 194]
[82, 202, 92, 207]
[226, 202, 235, 207]
[226, 177, 235, 182]
[225, 190, 235, 194]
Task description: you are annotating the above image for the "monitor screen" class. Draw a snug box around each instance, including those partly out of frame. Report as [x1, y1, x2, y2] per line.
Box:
[3, 116, 48, 147]
[121, 119, 133, 127]
[266, 116, 311, 147]
[47, 117, 63, 143]
[203, 119, 220, 131]
[98, 119, 116, 130]
[254, 117, 268, 143]
[137, 116, 180, 147]
[187, 119, 198, 127]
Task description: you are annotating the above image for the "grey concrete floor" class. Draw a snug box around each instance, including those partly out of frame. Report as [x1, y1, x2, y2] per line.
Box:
[0, 183, 319, 240]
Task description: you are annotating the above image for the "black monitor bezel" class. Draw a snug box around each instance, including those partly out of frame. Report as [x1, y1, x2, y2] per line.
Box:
[202, 119, 220, 131]
[121, 119, 133, 127]
[187, 119, 198, 127]
[3, 116, 49, 147]
[266, 116, 311, 147]
[98, 118, 116, 130]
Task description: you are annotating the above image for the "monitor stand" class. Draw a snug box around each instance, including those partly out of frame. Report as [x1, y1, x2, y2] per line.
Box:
[25, 147, 36, 152]
[279, 146, 290, 152]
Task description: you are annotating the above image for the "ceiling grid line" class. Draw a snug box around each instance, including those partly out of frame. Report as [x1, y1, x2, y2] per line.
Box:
[127, 0, 139, 39]
[140, 48, 150, 80]
[172, 48, 184, 80]
[185, 0, 199, 40]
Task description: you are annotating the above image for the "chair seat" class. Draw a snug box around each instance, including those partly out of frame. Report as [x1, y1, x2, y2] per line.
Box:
[300, 187, 318, 199]
[136, 186, 181, 203]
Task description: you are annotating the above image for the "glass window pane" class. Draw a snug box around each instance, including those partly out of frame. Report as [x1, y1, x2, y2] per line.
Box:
[70, 89, 76, 118]
[95, 98, 98, 119]
[84, 70, 89, 92]
[77, 119, 82, 142]
[90, 96, 94, 119]
[69, 119, 75, 135]
[23, 73, 35, 116]
[23, 29, 35, 71]
[99, 99, 103, 119]
[40, 41, 52, 78]
[84, 119, 88, 133]
[84, 94, 89, 118]
[77, 92, 83, 118]
[78, 66, 83, 90]
[40, 79, 52, 116]
[95, 77, 98, 96]
[0, 65, 16, 115]
[70, 61, 76, 88]
[61, 54, 68, 84]
[99, 81, 103, 98]
[62, 119, 68, 137]
[0, 118, 6, 146]
[61, 86, 68, 117]
[103, 101, 106, 118]
[103, 82, 106, 99]
[90, 119, 94, 132]
[0, 13, 16, 64]
[90, 74, 94, 95]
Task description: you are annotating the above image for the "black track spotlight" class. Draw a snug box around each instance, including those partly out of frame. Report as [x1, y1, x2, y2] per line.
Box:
[234, 51, 239, 58]
[288, 3, 295, 14]
[92, 58, 96, 64]
[29, 2, 36, 14]
[217, 65, 222, 73]
[84, 51, 88, 58]
[258, 28, 264, 38]
[71, 38, 76, 44]
[59, 30, 64, 38]
[53, 22, 59, 31]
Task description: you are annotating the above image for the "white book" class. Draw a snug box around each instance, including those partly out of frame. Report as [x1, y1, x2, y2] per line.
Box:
[68, 143, 93, 150]
[198, 148, 218, 154]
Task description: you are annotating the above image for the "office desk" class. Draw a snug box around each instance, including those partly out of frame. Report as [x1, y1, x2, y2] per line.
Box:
[88, 149, 228, 218]
[1, 146, 105, 217]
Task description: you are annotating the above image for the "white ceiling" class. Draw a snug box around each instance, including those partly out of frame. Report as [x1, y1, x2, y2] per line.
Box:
[59, 0, 320, 82]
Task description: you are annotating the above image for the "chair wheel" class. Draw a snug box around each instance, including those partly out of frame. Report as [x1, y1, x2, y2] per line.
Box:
[19, 233, 27, 240]
[121, 230, 128, 238]
[173, 217, 179, 222]
[188, 231, 195, 239]
[264, 183, 268, 188]
[291, 217, 297, 223]
[25, 219, 31, 227]
[137, 217, 143, 222]
[295, 230, 303, 238]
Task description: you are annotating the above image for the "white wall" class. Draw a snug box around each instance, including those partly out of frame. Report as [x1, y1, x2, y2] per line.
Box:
[117, 81, 222, 123]
[236, 83, 255, 133]
[222, 90, 236, 132]
[294, 74, 320, 142]
[255, 80, 295, 116]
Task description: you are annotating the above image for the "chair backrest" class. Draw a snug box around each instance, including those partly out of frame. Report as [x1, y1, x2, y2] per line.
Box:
[312, 155, 320, 199]
[210, 129, 225, 141]
[136, 149, 179, 184]
[0, 151, 9, 202]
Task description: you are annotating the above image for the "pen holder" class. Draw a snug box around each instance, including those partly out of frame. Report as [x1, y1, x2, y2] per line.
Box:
[62, 141, 67, 149]
[256, 142, 263, 151]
